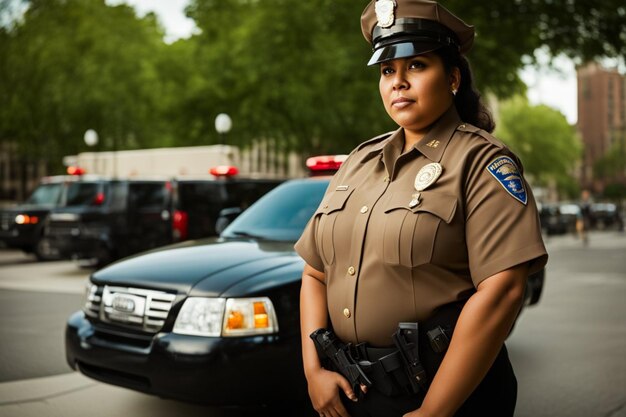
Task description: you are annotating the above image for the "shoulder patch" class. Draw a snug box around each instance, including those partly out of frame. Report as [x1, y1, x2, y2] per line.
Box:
[486, 156, 527, 205]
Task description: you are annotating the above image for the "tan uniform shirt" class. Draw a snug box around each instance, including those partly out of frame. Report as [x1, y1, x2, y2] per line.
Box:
[295, 106, 548, 347]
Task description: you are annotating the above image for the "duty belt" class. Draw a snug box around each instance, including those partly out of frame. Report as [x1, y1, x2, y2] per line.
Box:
[311, 323, 453, 397]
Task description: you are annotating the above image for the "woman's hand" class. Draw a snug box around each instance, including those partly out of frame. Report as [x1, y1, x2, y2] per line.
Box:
[308, 367, 357, 417]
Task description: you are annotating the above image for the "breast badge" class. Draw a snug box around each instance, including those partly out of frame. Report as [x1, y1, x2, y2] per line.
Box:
[410, 163, 443, 207]
[486, 156, 527, 205]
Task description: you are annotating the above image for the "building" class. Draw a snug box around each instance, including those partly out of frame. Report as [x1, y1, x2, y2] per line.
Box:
[577, 63, 626, 193]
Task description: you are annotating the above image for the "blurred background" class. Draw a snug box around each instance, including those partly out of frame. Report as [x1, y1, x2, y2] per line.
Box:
[0, 0, 625, 206]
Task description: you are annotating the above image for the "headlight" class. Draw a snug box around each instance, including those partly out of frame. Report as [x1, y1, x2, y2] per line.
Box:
[173, 296, 279, 337]
[173, 297, 226, 336]
[222, 297, 279, 337]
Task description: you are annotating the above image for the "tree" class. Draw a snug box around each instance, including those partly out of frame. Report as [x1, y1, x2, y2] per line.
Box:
[182, 0, 625, 154]
[0, 0, 170, 169]
[495, 96, 582, 195]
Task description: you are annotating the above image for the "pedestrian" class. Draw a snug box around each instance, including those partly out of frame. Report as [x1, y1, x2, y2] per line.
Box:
[577, 189, 592, 245]
[295, 1, 549, 417]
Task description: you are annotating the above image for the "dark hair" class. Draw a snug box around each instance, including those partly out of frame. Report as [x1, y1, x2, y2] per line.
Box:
[434, 47, 495, 133]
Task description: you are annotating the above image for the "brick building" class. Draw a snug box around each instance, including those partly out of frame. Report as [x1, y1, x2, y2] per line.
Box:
[577, 63, 626, 193]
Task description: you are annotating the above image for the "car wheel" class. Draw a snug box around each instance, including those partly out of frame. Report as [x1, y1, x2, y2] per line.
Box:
[34, 237, 56, 261]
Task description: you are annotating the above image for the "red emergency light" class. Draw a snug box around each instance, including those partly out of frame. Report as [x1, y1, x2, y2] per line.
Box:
[210, 166, 239, 177]
[92, 192, 105, 205]
[67, 166, 86, 176]
[306, 155, 348, 172]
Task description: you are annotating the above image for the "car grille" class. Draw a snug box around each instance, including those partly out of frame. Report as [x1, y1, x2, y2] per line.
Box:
[85, 284, 176, 333]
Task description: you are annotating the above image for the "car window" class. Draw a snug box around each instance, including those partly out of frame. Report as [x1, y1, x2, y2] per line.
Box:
[65, 182, 102, 206]
[222, 180, 329, 241]
[25, 183, 63, 206]
[224, 181, 282, 210]
[129, 183, 168, 210]
[176, 182, 223, 210]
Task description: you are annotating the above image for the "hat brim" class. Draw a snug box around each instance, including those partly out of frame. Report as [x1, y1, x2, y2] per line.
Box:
[367, 41, 442, 66]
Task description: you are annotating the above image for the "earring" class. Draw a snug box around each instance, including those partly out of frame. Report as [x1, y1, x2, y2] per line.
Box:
[451, 87, 458, 96]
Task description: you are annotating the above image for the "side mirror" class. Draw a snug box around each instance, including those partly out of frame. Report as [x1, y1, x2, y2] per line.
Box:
[215, 207, 243, 235]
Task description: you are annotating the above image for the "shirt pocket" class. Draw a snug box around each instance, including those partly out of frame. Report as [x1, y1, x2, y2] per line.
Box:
[382, 191, 457, 267]
[314, 189, 355, 266]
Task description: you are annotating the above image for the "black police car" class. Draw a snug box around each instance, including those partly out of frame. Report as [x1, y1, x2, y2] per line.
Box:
[0, 175, 76, 260]
[46, 170, 283, 266]
[65, 157, 544, 407]
[46, 178, 174, 266]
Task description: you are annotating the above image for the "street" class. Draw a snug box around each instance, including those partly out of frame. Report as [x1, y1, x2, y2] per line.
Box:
[0, 231, 625, 417]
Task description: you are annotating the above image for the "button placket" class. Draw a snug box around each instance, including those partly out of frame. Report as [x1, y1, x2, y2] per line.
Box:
[344, 179, 391, 338]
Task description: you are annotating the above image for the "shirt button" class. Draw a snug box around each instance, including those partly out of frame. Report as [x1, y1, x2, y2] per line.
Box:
[343, 308, 351, 318]
[360, 206, 368, 214]
[383, 176, 390, 182]
[348, 266, 356, 275]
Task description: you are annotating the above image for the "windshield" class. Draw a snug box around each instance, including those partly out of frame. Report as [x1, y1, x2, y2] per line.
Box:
[222, 179, 329, 242]
[65, 182, 103, 206]
[25, 183, 63, 206]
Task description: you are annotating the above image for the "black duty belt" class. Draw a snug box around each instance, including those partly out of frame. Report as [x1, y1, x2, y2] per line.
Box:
[311, 324, 454, 398]
[311, 302, 463, 398]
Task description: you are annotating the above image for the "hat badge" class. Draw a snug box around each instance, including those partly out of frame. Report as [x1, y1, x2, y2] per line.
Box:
[375, 0, 397, 28]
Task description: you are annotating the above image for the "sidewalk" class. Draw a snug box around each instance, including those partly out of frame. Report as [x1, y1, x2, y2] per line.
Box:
[0, 373, 236, 417]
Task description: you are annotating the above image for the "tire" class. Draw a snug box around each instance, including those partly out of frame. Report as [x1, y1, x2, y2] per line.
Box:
[33, 237, 56, 261]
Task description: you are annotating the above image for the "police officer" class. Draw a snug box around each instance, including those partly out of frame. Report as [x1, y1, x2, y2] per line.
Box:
[296, 1, 548, 416]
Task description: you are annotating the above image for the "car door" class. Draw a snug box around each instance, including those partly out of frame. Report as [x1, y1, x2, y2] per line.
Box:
[126, 181, 172, 254]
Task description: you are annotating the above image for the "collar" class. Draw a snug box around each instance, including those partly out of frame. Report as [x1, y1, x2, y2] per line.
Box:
[413, 105, 462, 162]
[360, 105, 462, 164]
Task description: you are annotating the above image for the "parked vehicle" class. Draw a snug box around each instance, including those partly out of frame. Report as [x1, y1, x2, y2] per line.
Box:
[46, 178, 173, 266]
[0, 175, 77, 259]
[46, 169, 283, 267]
[539, 202, 578, 235]
[590, 202, 622, 230]
[65, 156, 546, 408]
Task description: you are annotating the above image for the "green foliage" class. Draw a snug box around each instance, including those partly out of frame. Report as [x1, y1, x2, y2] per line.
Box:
[495, 96, 582, 194]
[0, 0, 624, 166]
[603, 182, 626, 200]
[0, 0, 169, 167]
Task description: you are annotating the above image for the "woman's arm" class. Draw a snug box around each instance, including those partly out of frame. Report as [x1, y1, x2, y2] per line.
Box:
[405, 262, 529, 417]
[301, 263, 357, 417]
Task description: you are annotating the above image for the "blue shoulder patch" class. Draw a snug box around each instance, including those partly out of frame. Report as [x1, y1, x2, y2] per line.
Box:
[486, 156, 527, 205]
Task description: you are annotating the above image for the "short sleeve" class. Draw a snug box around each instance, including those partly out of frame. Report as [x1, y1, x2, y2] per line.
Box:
[294, 214, 324, 272]
[465, 148, 548, 286]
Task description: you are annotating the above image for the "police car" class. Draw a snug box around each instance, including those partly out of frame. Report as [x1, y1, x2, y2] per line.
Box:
[0, 175, 78, 260]
[65, 156, 544, 408]
[46, 167, 282, 266]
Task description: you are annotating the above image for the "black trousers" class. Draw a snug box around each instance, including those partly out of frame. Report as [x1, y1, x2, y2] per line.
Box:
[340, 345, 517, 417]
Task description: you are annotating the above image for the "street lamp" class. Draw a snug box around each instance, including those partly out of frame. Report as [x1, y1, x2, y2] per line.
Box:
[214, 113, 232, 144]
[84, 129, 99, 174]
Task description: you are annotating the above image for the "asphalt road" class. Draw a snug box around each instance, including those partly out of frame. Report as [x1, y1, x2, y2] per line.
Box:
[0, 231, 625, 417]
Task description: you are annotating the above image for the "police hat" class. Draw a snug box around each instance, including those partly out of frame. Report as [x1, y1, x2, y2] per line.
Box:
[361, 0, 474, 66]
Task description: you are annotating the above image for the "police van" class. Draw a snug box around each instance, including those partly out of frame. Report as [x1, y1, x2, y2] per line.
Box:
[45, 166, 283, 267]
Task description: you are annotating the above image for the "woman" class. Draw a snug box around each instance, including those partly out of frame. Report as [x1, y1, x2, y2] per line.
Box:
[296, 1, 548, 416]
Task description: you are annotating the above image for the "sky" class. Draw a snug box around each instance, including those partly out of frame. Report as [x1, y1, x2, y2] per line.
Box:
[107, 0, 579, 125]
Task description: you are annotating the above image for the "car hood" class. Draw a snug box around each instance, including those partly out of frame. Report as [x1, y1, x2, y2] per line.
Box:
[92, 238, 303, 296]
